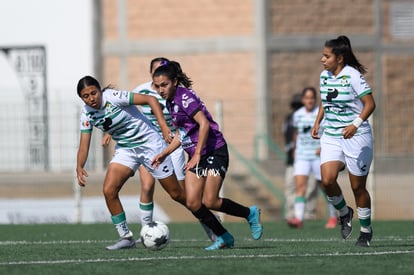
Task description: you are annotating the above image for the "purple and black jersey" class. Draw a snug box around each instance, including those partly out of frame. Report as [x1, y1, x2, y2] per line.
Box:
[166, 86, 226, 158]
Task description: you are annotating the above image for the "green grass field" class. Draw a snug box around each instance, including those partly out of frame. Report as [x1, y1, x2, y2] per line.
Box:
[1, 220, 413, 275]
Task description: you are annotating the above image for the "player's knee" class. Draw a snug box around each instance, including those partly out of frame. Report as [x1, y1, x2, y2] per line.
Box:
[185, 199, 201, 212]
[141, 185, 153, 194]
[168, 190, 185, 204]
[102, 187, 118, 200]
[320, 178, 331, 188]
[351, 185, 367, 196]
[201, 198, 219, 210]
[168, 190, 180, 201]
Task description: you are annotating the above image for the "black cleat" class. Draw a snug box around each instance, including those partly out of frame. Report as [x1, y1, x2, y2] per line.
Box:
[339, 207, 353, 239]
[355, 229, 373, 247]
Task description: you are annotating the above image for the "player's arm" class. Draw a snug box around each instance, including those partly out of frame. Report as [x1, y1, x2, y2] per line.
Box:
[292, 127, 298, 158]
[151, 129, 181, 168]
[357, 93, 376, 122]
[343, 93, 376, 139]
[131, 93, 172, 143]
[311, 102, 324, 139]
[76, 132, 91, 187]
[102, 133, 111, 146]
[186, 110, 209, 170]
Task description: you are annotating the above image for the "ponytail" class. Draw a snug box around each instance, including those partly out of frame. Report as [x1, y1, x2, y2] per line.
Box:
[152, 60, 193, 88]
[325, 35, 367, 74]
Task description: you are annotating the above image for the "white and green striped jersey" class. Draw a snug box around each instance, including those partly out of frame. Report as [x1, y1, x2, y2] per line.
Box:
[79, 89, 158, 148]
[320, 65, 372, 137]
[293, 106, 320, 161]
[133, 81, 175, 135]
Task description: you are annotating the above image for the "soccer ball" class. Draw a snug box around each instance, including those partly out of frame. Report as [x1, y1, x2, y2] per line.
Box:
[140, 221, 170, 250]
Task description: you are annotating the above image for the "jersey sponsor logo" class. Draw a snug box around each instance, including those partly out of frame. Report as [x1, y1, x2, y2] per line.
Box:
[325, 105, 346, 114]
[360, 164, 367, 172]
[195, 166, 221, 179]
[326, 88, 339, 102]
[113, 90, 128, 99]
[302, 125, 311, 133]
[207, 156, 214, 164]
[162, 165, 170, 173]
[82, 120, 90, 127]
[360, 75, 368, 87]
[103, 117, 112, 131]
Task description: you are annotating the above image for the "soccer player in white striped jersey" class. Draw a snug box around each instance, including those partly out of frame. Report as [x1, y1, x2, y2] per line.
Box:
[287, 87, 338, 229]
[128, 57, 186, 227]
[312, 35, 376, 247]
[77, 75, 189, 250]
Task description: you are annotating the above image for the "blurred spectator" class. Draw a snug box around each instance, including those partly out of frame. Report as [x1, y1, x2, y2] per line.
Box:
[283, 93, 319, 221]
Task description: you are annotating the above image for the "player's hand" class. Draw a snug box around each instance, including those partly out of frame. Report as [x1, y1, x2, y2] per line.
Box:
[159, 124, 173, 144]
[76, 167, 88, 187]
[102, 133, 112, 147]
[151, 153, 166, 168]
[342, 125, 357, 139]
[185, 153, 201, 171]
[311, 126, 320, 139]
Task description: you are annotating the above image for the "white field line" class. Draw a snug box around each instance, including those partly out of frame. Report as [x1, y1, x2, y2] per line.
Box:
[1, 237, 414, 266]
[1, 250, 414, 266]
[1, 236, 413, 246]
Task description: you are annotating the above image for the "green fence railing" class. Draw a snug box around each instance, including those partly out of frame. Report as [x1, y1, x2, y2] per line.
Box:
[253, 134, 287, 162]
[228, 143, 285, 204]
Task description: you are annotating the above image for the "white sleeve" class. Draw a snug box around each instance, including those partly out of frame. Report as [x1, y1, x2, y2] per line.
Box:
[105, 89, 132, 106]
[350, 71, 371, 98]
[79, 111, 93, 133]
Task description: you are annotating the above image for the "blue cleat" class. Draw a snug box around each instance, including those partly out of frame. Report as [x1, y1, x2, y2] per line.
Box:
[247, 206, 263, 240]
[200, 214, 222, 242]
[204, 231, 234, 251]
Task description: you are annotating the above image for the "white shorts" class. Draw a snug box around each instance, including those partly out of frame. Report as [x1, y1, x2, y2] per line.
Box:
[170, 146, 186, 181]
[293, 159, 321, 181]
[320, 133, 373, 176]
[110, 133, 174, 180]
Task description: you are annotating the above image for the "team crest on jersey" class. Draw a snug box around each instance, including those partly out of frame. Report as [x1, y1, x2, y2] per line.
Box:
[181, 94, 195, 108]
[105, 102, 115, 113]
[341, 76, 349, 86]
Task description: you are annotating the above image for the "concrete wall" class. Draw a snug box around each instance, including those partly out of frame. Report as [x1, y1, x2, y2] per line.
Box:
[100, 0, 414, 167]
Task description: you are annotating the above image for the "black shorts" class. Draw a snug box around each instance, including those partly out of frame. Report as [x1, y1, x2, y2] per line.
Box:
[188, 144, 229, 179]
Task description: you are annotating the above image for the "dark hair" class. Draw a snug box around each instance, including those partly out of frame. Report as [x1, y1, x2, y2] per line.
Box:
[324, 35, 367, 74]
[301, 86, 317, 99]
[290, 93, 303, 110]
[152, 60, 193, 88]
[77, 76, 101, 97]
[149, 57, 169, 73]
[77, 75, 112, 97]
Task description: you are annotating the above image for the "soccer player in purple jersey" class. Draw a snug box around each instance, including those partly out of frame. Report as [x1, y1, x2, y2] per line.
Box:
[151, 60, 263, 250]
